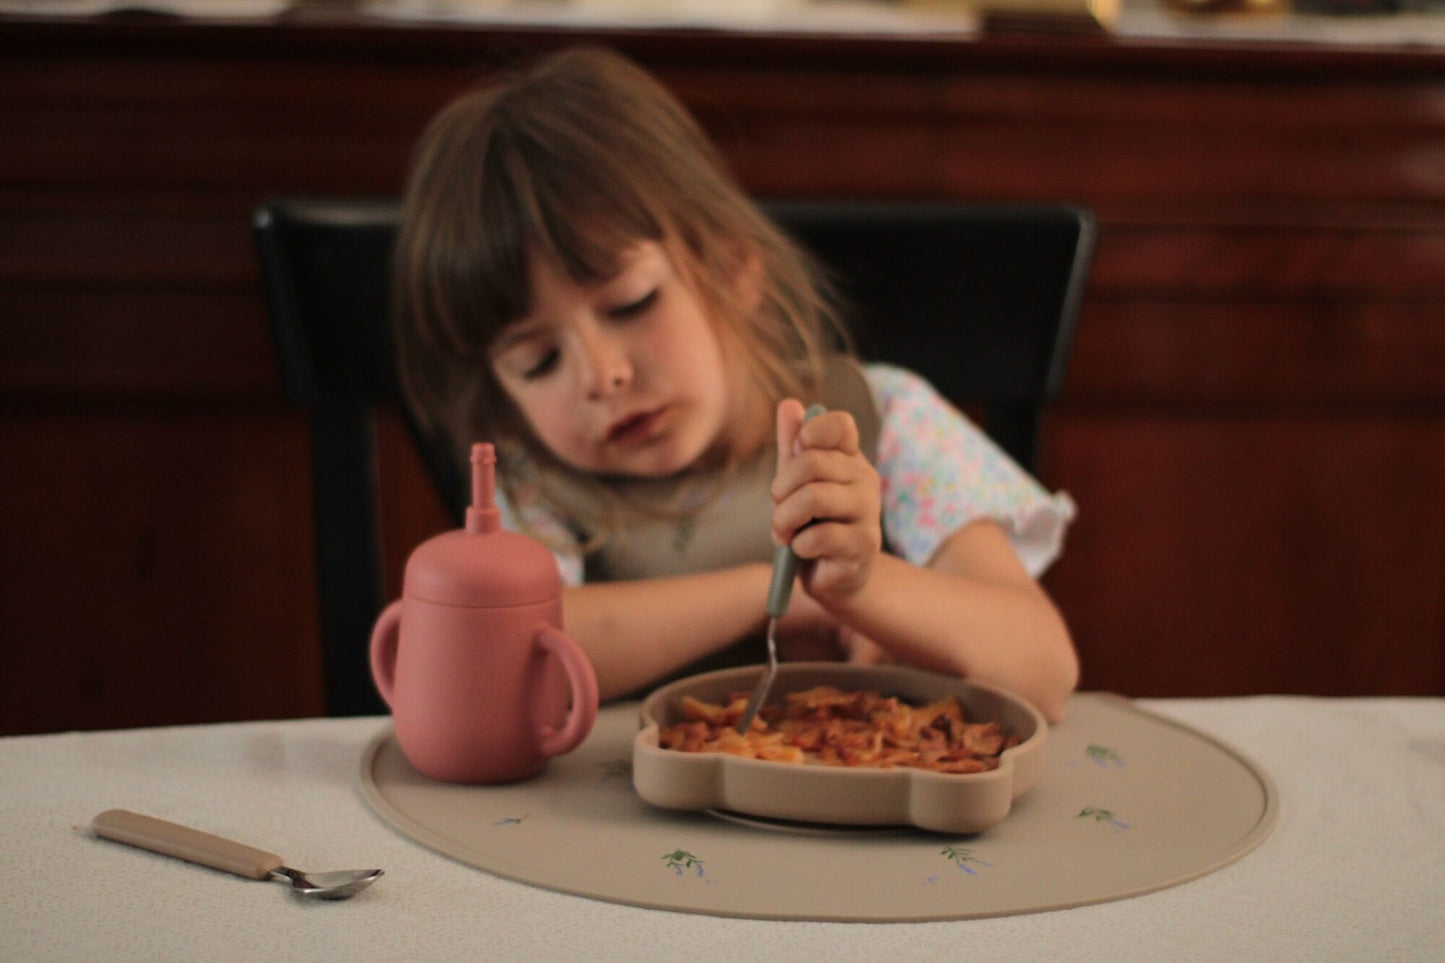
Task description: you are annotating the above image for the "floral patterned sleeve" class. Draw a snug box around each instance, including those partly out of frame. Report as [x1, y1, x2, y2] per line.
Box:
[494, 474, 585, 587]
[866, 363, 1076, 577]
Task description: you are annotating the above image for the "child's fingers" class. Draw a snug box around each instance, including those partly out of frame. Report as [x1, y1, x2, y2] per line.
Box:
[772, 403, 880, 593]
[770, 447, 865, 502]
[773, 477, 867, 541]
[793, 528, 876, 599]
[788, 517, 880, 565]
[795, 409, 861, 456]
[775, 398, 806, 464]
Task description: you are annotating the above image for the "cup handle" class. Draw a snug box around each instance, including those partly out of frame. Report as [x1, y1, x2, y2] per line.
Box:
[368, 600, 403, 709]
[532, 623, 599, 757]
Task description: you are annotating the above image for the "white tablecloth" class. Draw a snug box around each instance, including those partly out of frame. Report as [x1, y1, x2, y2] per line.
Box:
[2, 696, 1441, 961]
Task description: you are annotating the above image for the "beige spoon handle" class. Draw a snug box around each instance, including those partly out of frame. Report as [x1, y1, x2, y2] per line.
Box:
[92, 809, 284, 880]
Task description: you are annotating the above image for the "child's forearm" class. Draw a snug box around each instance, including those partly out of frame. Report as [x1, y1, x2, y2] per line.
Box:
[820, 549, 1079, 722]
[562, 563, 772, 700]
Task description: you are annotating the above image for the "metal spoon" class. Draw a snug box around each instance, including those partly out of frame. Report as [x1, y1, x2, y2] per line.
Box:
[736, 403, 827, 735]
[92, 809, 382, 900]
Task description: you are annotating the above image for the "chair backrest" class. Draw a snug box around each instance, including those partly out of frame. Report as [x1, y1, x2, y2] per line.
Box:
[766, 201, 1093, 467]
[254, 198, 1095, 716]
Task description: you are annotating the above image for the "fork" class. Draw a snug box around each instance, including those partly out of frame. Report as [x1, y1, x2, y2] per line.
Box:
[735, 403, 826, 734]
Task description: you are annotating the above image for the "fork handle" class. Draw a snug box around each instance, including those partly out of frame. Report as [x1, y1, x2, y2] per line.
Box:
[767, 403, 827, 618]
[765, 544, 800, 619]
[92, 809, 284, 880]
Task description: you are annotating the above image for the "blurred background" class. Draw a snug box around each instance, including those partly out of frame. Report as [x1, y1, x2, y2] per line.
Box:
[1, 0, 1442, 735]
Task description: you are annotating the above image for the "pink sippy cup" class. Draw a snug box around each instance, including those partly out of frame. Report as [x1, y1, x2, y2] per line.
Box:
[369, 443, 598, 783]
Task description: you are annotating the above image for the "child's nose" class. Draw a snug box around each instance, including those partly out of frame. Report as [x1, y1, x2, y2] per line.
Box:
[580, 332, 632, 398]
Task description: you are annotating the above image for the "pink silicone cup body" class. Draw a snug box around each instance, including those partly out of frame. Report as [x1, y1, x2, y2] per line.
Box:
[372, 596, 598, 784]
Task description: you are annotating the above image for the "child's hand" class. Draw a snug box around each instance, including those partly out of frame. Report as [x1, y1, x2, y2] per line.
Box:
[772, 589, 848, 661]
[773, 590, 892, 664]
[771, 399, 882, 603]
[838, 625, 893, 666]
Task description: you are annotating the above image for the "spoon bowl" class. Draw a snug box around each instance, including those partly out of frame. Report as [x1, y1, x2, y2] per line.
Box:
[272, 866, 384, 900]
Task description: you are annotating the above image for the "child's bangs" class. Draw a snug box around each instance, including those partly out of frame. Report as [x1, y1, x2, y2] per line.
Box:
[524, 162, 667, 291]
[467, 157, 665, 354]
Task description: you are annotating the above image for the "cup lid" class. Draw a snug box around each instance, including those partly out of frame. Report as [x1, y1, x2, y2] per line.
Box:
[403, 527, 561, 606]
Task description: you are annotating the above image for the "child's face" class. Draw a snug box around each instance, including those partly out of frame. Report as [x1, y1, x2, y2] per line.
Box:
[490, 241, 751, 478]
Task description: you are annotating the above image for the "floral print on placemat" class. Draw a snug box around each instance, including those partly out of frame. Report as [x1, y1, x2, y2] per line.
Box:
[597, 759, 632, 784]
[925, 845, 994, 884]
[1085, 744, 1125, 768]
[1064, 743, 1126, 770]
[1077, 807, 1130, 831]
[662, 850, 705, 878]
[491, 815, 528, 826]
[940, 845, 993, 875]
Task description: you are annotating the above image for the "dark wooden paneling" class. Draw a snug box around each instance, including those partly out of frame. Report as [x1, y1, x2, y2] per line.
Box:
[0, 14, 1441, 733]
[1045, 410, 1444, 697]
[0, 289, 275, 398]
[1070, 298, 1445, 404]
[0, 406, 324, 733]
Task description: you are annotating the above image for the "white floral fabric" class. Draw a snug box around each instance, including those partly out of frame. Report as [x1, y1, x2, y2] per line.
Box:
[867, 363, 1074, 577]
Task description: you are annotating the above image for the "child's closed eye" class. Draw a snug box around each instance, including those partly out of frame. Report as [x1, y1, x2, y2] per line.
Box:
[607, 288, 658, 320]
[522, 348, 561, 380]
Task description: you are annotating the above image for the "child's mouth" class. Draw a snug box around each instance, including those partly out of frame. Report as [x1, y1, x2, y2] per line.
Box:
[607, 408, 665, 445]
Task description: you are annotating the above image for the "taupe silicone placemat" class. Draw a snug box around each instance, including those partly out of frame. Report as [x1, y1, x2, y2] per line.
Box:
[359, 693, 1278, 922]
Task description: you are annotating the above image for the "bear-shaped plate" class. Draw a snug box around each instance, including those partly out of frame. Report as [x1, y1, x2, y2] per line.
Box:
[633, 662, 1047, 834]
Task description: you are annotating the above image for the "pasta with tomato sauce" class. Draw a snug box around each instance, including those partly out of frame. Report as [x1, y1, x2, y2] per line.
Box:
[658, 685, 1017, 773]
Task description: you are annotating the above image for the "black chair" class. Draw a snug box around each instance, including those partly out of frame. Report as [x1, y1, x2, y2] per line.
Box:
[254, 198, 1095, 716]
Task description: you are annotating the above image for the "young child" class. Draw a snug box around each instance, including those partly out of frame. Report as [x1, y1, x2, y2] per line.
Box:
[392, 46, 1079, 720]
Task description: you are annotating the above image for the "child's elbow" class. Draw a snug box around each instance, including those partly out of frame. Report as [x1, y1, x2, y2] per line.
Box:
[1036, 684, 1074, 725]
[1036, 619, 1079, 723]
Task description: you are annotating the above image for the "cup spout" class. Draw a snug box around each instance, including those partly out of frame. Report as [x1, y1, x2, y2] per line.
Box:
[467, 442, 502, 534]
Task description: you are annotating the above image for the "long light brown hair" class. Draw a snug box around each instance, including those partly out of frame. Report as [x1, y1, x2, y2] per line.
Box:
[392, 46, 848, 536]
